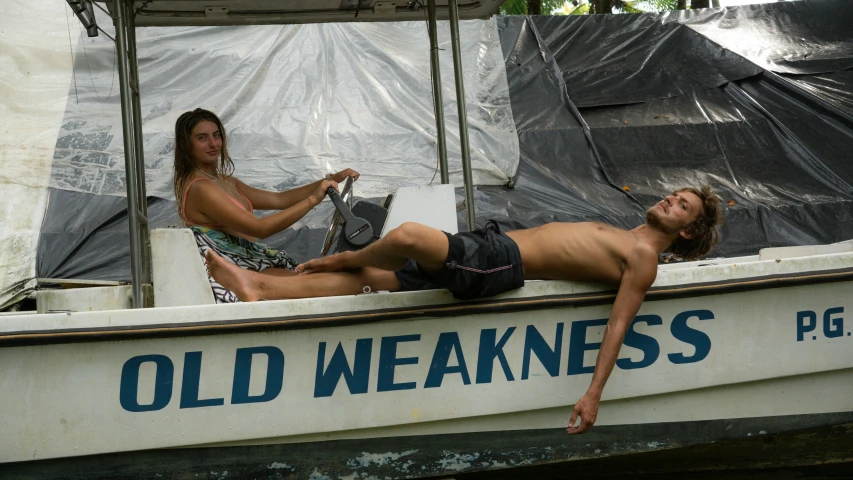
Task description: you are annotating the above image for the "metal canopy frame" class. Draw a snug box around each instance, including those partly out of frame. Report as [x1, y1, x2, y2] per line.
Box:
[78, 0, 496, 307]
[102, 0, 500, 26]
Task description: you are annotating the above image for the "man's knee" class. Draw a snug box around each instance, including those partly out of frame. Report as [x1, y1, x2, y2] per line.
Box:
[385, 222, 427, 250]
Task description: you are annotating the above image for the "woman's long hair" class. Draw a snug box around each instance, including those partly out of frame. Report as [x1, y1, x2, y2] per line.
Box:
[173, 108, 235, 219]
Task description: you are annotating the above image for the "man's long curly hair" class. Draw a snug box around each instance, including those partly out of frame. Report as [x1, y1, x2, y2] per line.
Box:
[666, 185, 724, 261]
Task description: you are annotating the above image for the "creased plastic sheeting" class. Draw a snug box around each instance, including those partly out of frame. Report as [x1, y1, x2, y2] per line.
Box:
[579, 82, 853, 253]
[783, 69, 853, 117]
[36, 7, 853, 282]
[37, 16, 518, 282]
[529, 14, 762, 108]
[51, 17, 519, 199]
[482, 14, 853, 260]
[37, 188, 344, 280]
[686, 0, 853, 75]
[494, 16, 641, 223]
[467, 17, 650, 261]
[43, 13, 573, 282]
[38, 191, 175, 280]
[732, 74, 853, 192]
[522, 0, 853, 109]
[584, 85, 853, 204]
[0, 1, 79, 308]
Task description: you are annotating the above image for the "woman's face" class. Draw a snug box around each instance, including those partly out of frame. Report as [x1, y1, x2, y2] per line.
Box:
[189, 120, 222, 168]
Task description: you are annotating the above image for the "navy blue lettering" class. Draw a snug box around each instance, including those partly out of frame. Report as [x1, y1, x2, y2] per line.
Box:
[314, 339, 373, 398]
[180, 352, 225, 409]
[231, 346, 285, 405]
[668, 310, 714, 364]
[823, 307, 844, 338]
[567, 319, 607, 375]
[616, 315, 662, 370]
[521, 324, 563, 380]
[476, 327, 516, 384]
[120, 355, 174, 412]
[796, 311, 817, 342]
[377, 335, 421, 392]
[424, 332, 471, 388]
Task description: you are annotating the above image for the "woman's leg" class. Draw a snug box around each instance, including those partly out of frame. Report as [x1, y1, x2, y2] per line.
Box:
[206, 250, 400, 302]
[259, 267, 297, 278]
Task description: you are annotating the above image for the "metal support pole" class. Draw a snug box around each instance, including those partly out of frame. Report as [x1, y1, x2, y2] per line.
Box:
[447, 0, 476, 231]
[426, 0, 449, 184]
[113, 0, 144, 308]
[126, 9, 151, 286]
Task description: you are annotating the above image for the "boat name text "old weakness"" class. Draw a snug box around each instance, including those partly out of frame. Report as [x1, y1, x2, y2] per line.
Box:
[119, 310, 714, 412]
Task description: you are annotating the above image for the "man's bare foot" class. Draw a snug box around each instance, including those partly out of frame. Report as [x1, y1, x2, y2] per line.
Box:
[205, 250, 263, 302]
[296, 251, 356, 274]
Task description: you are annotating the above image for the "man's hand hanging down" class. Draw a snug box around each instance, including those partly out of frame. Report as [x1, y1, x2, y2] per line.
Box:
[566, 391, 600, 435]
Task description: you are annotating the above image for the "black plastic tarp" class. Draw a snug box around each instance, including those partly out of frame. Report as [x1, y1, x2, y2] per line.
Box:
[38, 0, 853, 281]
[684, 1, 853, 75]
[37, 190, 336, 281]
[783, 69, 853, 118]
[528, 14, 763, 108]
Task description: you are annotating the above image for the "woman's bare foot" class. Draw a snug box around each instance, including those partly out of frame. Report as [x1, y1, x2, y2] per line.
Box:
[296, 251, 357, 274]
[205, 250, 263, 302]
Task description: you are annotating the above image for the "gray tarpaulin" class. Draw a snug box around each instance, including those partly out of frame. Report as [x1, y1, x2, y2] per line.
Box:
[37, 15, 518, 281]
[50, 18, 519, 199]
[36, 0, 853, 282]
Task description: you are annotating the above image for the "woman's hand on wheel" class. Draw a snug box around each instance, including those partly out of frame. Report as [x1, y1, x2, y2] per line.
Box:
[330, 168, 360, 183]
[311, 179, 339, 205]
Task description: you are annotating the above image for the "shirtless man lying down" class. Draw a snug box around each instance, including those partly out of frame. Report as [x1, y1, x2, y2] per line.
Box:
[205, 185, 723, 434]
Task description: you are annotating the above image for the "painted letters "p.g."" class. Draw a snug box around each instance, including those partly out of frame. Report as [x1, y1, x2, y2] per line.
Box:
[823, 307, 844, 338]
[797, 307, 845, 341]
[796, 310, 817, 341]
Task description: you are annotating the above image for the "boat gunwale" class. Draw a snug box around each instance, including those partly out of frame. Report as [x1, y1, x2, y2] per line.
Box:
[2, 265, 852, 348]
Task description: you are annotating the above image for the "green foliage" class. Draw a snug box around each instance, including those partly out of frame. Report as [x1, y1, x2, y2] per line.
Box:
[567, 3, 590, 14]
[499, 0, 571, 15]
[617, 0, 680, 13]
[499, 0, 682, 15]
[498, 0, 526, 15]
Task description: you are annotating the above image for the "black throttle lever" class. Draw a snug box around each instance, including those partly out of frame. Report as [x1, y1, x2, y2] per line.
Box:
[327, 187, 374, 247]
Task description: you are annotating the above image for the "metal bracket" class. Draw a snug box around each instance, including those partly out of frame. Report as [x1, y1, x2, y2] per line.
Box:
[205, 6, 230, 18]
[374, 2, 398, 15]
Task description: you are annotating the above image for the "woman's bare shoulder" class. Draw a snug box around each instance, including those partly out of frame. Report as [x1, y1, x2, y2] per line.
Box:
[185, 177, 222, 196]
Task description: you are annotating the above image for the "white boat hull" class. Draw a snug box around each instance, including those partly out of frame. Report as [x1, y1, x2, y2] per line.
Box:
[2, 252, 853, 477]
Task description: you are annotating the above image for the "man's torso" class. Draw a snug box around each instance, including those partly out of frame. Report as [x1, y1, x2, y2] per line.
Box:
[506, 222, 645, 285]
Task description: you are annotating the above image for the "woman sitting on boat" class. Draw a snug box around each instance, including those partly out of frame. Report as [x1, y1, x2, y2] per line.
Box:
[174, 108, 358, 303]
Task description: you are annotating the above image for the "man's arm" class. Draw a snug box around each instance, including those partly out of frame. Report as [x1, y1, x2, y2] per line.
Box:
[567, 245, 658, 434]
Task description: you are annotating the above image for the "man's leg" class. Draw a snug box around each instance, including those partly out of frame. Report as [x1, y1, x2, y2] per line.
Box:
[297, 222, 450, 274]
[206, 250, 400, 302]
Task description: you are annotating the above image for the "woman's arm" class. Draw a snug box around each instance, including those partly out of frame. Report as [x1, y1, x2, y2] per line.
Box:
[235, 168, 360, 211]
[189, 179, 338, 239]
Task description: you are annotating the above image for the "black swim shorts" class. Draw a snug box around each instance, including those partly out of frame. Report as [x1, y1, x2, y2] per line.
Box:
[394, 222, 524, 300]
